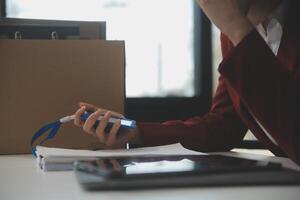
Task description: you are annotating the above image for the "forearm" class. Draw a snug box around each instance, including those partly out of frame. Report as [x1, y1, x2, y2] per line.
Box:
[197, 0, 254, 46]
[137, 106, 247, 152]
[219, 30, 300, 163]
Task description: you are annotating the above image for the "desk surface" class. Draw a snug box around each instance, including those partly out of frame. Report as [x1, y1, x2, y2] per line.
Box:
[1, 153, 300, 200]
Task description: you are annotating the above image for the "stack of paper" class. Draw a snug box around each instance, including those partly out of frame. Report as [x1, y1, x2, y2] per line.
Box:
[35, 143, 203, 171]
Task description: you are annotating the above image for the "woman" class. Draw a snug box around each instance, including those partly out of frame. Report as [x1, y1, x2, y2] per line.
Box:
[74, 0, 300, 165]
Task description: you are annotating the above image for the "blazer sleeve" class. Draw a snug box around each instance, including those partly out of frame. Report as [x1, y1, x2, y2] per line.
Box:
[219, 29, 300, 164]
[137, 34, 248, 152]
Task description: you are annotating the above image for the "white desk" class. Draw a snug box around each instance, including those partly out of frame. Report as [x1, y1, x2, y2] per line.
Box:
[1, 153, 300, 200]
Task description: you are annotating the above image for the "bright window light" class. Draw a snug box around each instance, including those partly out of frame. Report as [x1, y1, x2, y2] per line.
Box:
[7, 0, 195, 97]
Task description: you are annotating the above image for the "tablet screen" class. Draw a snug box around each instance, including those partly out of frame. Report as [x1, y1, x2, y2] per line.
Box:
[125, 159, 195, 174]
[76, 155, 281, 178]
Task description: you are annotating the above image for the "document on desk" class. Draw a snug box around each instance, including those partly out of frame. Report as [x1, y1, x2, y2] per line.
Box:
[35, 143, 203, 171]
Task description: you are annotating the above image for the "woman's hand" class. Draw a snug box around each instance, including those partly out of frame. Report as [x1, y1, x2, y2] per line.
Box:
[197, 0, 254, 45]
[74, 102, 141, 149]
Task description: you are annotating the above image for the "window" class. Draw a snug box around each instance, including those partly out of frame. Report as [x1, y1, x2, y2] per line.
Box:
[211, 24, 221, 93]
[7, 0, 196, 97]
[4, 0, 212, 121]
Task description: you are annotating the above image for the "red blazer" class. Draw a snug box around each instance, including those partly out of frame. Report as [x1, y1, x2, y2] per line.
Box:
[137, 0, 300, 165]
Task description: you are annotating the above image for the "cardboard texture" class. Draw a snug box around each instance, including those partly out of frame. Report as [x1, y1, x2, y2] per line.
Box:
[0, 40, 125, 154]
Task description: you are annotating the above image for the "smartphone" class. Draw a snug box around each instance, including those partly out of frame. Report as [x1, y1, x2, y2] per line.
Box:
[80, 111, 136, 130]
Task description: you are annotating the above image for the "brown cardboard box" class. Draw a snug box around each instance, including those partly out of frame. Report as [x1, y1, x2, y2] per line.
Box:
[0, 39, 125, 154]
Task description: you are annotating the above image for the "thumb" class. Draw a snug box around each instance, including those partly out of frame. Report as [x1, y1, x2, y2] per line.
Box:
[78, 102, 124, 118]
[79, 102, 99, 112]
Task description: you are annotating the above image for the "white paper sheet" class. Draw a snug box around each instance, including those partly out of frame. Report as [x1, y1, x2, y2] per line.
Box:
[36, 143, 203, 171]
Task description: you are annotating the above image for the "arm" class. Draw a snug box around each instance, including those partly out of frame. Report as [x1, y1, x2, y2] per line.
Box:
[219, 30, 300, 164]
[138, 34, 248, 152]
[74, 34, 248, 152]
[138, 76, 248, 152]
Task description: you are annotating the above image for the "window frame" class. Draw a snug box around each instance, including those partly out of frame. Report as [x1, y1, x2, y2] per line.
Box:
[0, 0, 6, 17]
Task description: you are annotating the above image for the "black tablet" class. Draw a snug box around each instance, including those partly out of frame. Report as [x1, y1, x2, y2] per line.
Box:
[74, 155, 300, 190]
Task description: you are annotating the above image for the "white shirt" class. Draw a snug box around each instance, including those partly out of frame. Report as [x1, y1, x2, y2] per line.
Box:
[250, 0, 288, 146]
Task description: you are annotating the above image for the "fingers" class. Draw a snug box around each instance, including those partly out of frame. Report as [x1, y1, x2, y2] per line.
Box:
[109, 111, 125, 119]
[79, 102, 102, 113]
[83, 110, 102, 135]
[79, 102, 124, 119]
[95, 159, 121, 172]
[76, 107, 121, 145]
[110, 159, 122, 171]
[74, 104, 133, 148]
[95, 111, 112, 143]
[74, 106, 86, 127]
[106, 119, 121, 146]
[93, 112, 125, 147]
